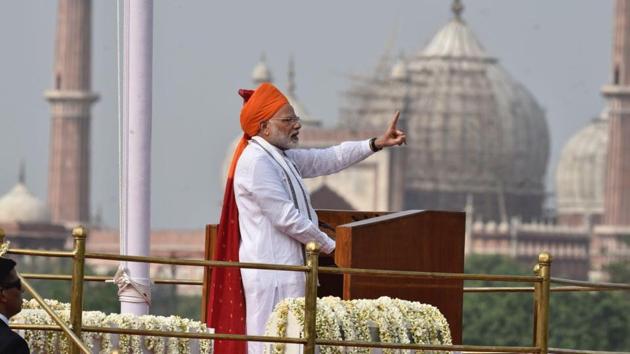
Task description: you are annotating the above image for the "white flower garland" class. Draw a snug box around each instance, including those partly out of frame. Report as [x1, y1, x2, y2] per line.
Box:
[0, 241, 10, 256]
[323, 296, 365, 354]
[394, 300, 452, 347]
[14, 299, 213, 354]
[266, 301, 290, 354]
[315, 297, 343, 354]
[371, 297, 410, 354]
[264, 296, 452, 354]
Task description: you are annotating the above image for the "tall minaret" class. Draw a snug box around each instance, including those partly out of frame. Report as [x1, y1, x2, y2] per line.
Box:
[45, 0, 98, 225]
[603, 0, 630, 226]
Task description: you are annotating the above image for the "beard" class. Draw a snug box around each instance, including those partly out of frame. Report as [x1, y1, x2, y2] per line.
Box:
[268, 130, 299, 150]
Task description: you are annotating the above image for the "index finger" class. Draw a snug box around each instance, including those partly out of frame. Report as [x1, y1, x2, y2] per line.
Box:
[389, 111, 400, 130]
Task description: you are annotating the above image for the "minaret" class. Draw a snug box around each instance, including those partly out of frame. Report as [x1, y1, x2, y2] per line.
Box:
[45, 0, 98, 225]
[287, 54, 296, 97]
[602, 0, 630, 226]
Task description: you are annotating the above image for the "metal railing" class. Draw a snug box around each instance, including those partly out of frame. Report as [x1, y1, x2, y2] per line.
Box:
[1, 226, 628, 354]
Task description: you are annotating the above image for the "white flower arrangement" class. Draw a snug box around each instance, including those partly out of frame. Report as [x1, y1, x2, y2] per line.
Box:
[264, 296, 452, 354]
[266, 300, 290, 354]
[0, 241, 10, 256]
[13, 299, 213, 354]
[266, 297, 343, 354]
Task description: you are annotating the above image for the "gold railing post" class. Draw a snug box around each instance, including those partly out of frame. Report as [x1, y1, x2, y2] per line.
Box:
[0, 228, 5, 244]
[535, 252, 551, 354]
[70, 226, 88, 354]
[532, 263, 541, 346]
[304, 241, 320, 354]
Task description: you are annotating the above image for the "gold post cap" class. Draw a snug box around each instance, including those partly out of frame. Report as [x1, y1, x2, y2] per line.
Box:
[0, 228, 4, 239]
[305, 241, 320, 253]
[538, 252, 552, 264]
[533, 264, 540, 274]
[72, 226, 88, 239]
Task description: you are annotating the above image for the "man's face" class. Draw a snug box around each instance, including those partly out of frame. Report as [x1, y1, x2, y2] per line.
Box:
[262, 104, 302, 150]
[0, 269, 23, 318]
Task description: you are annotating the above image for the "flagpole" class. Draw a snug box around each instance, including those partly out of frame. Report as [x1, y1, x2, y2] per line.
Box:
[118, 0, 153, 315]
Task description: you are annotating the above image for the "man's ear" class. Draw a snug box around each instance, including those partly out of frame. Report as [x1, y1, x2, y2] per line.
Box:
[260, 121, 269, 135]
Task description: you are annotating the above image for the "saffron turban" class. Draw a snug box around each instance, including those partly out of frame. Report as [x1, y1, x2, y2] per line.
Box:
[205, 82, 288, 354]
[239, 82, 289, 138]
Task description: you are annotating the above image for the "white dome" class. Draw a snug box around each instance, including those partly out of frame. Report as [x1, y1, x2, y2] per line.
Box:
[252, 57, 272, 84]
[555, 111, 609, 215]
[390, 58, 408, 81]
[341, 12, 549, 221]
[422, 17, 489, 59]
[0, 182, 51, 223]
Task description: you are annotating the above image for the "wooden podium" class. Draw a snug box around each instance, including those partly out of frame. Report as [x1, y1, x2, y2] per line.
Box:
[203, 209, 465, 344]
[316, 209, 465, 344]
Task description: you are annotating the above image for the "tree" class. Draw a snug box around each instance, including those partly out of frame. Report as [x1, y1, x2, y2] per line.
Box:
[21, 258, 119, 314]
[463, 255, 630, 351]
[463, 255, 533, 346]
[605, 260, 630, 283]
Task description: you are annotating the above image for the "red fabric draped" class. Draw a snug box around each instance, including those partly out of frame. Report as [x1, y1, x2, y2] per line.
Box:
[205, 83, 288, 354]
[206, 137, 248, 354]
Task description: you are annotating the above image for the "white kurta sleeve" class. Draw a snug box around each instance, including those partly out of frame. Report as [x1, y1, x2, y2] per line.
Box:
[246, 157, 336, 254]
[286, 139, 373, 178]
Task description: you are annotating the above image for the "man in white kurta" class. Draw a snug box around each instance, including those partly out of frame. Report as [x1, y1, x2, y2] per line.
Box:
[235, 138, 372, 348]
[231, 83, 405, 354]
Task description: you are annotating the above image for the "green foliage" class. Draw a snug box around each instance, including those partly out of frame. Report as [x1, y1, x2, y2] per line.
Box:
[463, 255, 630, 351]
[463, 255, 533, 346]
[20, 258, 119, 313]
[149, 284, 202, 320]
[605, 260, 630, 283]
[18, 257, 202, 320]
[549, 292, 630, 350]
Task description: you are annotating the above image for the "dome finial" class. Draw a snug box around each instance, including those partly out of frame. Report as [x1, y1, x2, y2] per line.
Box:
[452, 0, 464, 20]
[288, 54, 296, 97]
[18, 160, 25, 184]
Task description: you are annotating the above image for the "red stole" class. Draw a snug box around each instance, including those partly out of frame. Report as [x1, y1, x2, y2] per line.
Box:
[206, 137, 248, 354]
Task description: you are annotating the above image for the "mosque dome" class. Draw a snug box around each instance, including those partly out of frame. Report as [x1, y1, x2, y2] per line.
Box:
[555, 109, 609, 217]
[252, 54, 272, 84]
[390, 57, 408, 81]
[340, 2, 549, 221]
[0, 182, 51, 223]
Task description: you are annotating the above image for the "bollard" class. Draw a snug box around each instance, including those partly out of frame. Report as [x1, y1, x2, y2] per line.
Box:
[69, 226, 88, 354]
[532, 263, 540, 346]
[303, 241, 320, 354]
[535, 252, 551, 354]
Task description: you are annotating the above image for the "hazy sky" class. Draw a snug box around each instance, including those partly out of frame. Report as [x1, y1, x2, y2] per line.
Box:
[0, 0, 614, 230]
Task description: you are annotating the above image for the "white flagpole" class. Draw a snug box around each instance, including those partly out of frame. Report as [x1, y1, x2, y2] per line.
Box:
[117, 0, 153, 315]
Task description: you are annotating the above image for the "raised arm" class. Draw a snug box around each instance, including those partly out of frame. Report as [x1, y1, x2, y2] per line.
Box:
[287, 111, 407, 178]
